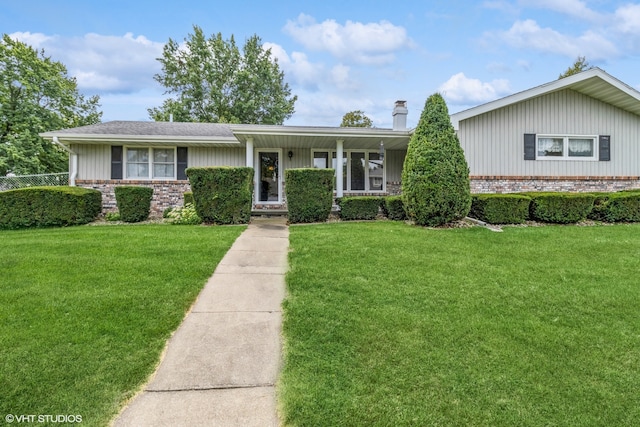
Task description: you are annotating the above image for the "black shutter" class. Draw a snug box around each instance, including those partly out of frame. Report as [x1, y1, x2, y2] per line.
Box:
[524, 134, 536, 160]
[177, 147, 188, 180]
[111, 146, 123, 179]
[599, 135, 610, 161]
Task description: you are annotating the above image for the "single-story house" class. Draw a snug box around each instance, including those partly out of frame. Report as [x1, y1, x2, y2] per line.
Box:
[41, 68, 640, 214]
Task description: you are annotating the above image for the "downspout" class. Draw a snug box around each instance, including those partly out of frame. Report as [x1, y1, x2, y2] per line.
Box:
[52, 136, 77, 186]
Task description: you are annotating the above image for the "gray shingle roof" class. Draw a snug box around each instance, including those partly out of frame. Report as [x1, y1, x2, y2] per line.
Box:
[45, 121, 234, 138]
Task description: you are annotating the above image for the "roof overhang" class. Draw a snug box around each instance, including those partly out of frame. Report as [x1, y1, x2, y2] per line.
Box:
[39, 133, 240, 147]
[450, 68, 640, 130]
[230, 124, 412, 150]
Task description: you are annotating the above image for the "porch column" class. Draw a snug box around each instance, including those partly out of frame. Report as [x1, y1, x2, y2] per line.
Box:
[246, 137, 254, 168]
[336, 139, 344, 197]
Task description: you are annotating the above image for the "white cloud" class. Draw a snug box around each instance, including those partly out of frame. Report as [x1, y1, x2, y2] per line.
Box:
[263, 42, 323, 90]
[487, 19, 618, 60]
[283, 13, 412, 65]
[439, 73, 511, 105]
[518, 0, 602, 22]
[9, 31, 164, 94]
[614, 4, 640, 35]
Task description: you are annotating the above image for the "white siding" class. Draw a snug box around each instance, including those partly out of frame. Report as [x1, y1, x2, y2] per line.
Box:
[189, 147, 245, 167]
[73, 144, 111, 180]
[459, 89, 640, 176]
[386, 150, 406, 182]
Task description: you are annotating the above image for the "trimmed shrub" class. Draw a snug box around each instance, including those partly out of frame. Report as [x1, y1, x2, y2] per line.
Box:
[186, 166, 253, 224]
[184, 191, 194, 206]
[114, 186, 153, 223]
[0, 186, 102, 229]
[600, 192, 640, 222]
[105, 211, 121, 221]
[402, 93, 471, 226]
[339, 196, 381, 220]
[470, 194, 531, 224]
[587, 193, 611, 221]
[285, 168, 334, 223]
[384, 196, 407, 220]
[523, 192, 595, 224]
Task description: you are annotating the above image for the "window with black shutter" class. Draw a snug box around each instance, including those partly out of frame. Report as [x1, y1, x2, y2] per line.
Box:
[177, 147, 188, 180]
[524, 134, 536, 160]
[111, 146, 123, 179]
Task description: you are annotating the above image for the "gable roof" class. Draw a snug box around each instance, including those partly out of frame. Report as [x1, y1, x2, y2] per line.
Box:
[450, 68, 640, 130]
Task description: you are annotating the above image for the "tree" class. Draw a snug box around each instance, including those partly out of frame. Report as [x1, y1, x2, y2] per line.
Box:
[0, 34, 101, 176]
[401, 93, 471, 226]
[149, 26, 297, 125]
[559, 56, 593, 79]
[340, 110, 372, 127]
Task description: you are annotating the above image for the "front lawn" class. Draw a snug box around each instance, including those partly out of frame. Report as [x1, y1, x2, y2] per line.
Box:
[0, 225, 244, 426]
[281, 222, 640, 426]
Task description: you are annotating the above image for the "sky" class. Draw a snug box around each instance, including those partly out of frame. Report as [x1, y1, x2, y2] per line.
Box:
[2, 0, 640, 129]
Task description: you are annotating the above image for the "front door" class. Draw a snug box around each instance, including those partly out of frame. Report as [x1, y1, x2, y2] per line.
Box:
[256, 150, 281, 203]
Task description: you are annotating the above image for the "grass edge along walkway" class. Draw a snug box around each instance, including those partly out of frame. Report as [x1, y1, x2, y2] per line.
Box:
[0, 224, 245, 426]
[280, 221, 640, 427]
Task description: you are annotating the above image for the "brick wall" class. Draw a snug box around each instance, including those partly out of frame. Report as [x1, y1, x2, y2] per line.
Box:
[76, 180, 191, 216]
[470, 176, 640, 193]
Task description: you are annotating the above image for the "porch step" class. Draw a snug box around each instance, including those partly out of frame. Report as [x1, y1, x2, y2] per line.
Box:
[251, 209, 288, 217]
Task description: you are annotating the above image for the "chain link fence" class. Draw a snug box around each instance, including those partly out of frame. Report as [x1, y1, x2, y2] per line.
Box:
[0, 173, 69, 191]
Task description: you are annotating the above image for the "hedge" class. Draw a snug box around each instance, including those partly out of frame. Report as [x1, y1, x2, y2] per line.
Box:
[0, 186, 102, 229]
[470, 194, 531, 224]
[383, 196, 406, 220]
[184, 191, 194, 206]
[339, 196, 382, 221]
[114, 186, 153, 223]
[523, 192, 596, 224]
[186, 167, 253, 224]
[285, 168, 334, 223]
[590, 192, 640, 222]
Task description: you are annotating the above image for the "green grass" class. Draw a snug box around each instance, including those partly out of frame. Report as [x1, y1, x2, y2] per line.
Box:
[0, 224, 244, 426]
[281, 222, 640, 426]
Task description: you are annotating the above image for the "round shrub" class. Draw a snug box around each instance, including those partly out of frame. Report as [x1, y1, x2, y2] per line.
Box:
[166, 203, 202, 225]
[285, 168, 334, 223]
[114, 186, 153, 223]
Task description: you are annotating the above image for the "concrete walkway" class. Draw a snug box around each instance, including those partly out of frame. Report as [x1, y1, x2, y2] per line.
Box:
[113, 217, 288, 427]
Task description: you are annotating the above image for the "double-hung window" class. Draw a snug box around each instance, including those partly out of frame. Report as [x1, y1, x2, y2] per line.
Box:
[537, 135, 597, 161]
[312, 150, 385, 192]
[125, 147, 176, 179]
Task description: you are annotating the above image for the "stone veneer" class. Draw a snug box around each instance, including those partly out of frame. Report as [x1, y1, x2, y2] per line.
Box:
[470, 176, 640, 193]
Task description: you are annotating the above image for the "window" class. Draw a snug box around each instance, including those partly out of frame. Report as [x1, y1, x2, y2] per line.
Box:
[536, 135, 597, 160]
[313, 150, 385, 192]
[125, 147, 177, 179]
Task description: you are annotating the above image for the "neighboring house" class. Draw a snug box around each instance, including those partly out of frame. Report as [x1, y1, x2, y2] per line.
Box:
[451, 67, 640, 193]
[40, 68, 640, 214]
[40, 102, 412, 214]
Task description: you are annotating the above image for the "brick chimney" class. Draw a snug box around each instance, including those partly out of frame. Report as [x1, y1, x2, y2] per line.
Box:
[392, 100, 407, 130]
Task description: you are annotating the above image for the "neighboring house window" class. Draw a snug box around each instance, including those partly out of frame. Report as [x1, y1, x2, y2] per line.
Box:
[536, 135, 598, 161]
[312, 150, 385, 192]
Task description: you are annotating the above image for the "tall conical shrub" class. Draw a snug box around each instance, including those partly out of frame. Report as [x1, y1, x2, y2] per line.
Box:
[401, 93, 471, 226]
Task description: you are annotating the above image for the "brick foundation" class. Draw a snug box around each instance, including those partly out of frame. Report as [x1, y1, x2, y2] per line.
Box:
[76, 180, 191, 216]
[470, 176, 640, 193]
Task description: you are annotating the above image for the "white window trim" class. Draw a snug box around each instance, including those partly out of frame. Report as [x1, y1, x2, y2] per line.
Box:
[536, 134, 598, 161]
[311, 149, 386, 193]
[124, 146, 177, 180]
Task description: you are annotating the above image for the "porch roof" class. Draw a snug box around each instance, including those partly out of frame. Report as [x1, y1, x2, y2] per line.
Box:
[230, 124, 411, 150]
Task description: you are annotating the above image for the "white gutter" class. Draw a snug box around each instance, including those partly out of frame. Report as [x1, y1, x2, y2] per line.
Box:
[52, 137, 77, 186]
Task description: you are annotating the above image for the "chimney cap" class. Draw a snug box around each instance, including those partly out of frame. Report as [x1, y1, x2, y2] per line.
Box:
[395, 100, 407, 107]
